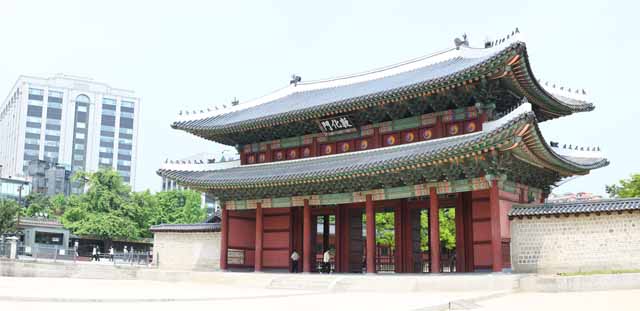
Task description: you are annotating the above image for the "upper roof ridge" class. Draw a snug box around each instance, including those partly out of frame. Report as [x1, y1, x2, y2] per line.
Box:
[174, 30, 527, 124]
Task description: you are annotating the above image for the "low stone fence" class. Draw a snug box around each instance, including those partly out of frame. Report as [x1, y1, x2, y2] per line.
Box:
[510, 208, 640, 274]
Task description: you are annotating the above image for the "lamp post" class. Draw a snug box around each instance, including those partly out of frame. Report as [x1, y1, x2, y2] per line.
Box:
[16, 184, 24, 239]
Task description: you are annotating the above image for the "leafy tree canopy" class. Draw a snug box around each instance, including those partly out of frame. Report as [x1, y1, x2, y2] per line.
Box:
[606, 174, 640, 198]
[0, 199, 19, 235]
[56, 169, 205, 241]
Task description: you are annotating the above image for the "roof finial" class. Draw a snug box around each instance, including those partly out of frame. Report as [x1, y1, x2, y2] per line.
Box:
[231, 97, 239, 106]
[290, 74, 302, 86]
[454, 34, 469, 49]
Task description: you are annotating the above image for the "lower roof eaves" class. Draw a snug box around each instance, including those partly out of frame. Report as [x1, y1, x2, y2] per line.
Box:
[509, 198, 640, 218]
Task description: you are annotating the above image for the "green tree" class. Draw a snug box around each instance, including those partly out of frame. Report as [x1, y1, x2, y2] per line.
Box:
[0, 199, 19, 234]
[153, 189, 205, 225]
[61, 170, 205, 240]
[606, 174, 640, 198]
[24, 192, 52, 217]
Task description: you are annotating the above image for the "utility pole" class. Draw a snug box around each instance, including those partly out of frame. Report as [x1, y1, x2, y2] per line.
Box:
[16, 184, 23, 237]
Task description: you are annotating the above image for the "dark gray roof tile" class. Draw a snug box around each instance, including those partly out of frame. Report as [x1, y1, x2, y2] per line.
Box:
[509, 198, 640, 217]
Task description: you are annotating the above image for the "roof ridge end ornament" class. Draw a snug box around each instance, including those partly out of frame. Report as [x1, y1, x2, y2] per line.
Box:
[454, 33, 469, 50]
[290, 74, 302, 86]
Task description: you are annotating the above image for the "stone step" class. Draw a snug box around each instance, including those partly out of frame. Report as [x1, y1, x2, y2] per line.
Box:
[268, 275, 336, 290]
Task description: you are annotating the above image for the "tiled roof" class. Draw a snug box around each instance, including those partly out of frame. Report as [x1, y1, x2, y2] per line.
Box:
[150, 223, 220, 233]
[158, 104, 607, 190]
[172, 35, 592, 140]
[509, 198, 640, 217]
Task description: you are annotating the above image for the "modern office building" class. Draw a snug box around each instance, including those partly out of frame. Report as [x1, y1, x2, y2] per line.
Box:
[0, 74, 141, 192]
[26, 159, 72, 197]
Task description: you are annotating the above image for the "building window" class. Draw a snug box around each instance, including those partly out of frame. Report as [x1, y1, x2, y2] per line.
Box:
[24, 150, 39, 157]
[35, 232, 63, 245]
[101, 125, 115, 132]
[118, 138, 132, 145]
[75, 132, 85, 139]
[45, 129, 60, 136]
[44, 141, 59, 147]
[102, 109, 116, 116]
[117, 159, 131, 166]
[119, 128, 133, 135]
[99, 147, 113, 153]
[76, 94, 90, 104]
[99, 158, 112, 165]
[46, 119, 61, 126]
[74, 144, 85, 150]
[28, 99, 43, 106]
[28, 88, 44, 101]
[77, 105, 87, 112]
[26, 116, 42, 123]
[103, 98, 116, 106]
[73, 154, 84, 161]
[120, 111, 134, 119]
[25, 127, 41, 134]
[25, 138, 40, 145]
[121, 100, 135, 109]
[44, 151, 58, 159]
[117, 149, 132, 156]
[100, 136, 114, 144]
[76, 122, 86, 129]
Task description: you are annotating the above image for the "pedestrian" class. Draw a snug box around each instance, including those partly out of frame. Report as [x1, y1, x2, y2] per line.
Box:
[123, 246, 128, 262]
[109, 246, 114, 262]
[323, 249, 331, 273]
[92, 246, 97, 261]
[290, 250, 300, 273]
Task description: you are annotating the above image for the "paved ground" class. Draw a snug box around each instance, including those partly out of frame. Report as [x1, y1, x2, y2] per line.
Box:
[0, 277, 638, 310]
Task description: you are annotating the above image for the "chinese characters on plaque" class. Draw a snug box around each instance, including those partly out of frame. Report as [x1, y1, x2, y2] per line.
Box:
[318, 116, 355, 133]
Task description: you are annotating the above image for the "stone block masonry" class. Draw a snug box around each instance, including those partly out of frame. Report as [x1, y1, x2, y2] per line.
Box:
[153, 231, 220, 270]
[510, 211, 640, 274]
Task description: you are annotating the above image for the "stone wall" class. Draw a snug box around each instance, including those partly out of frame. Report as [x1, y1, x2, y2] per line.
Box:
[153, 231, 220, 271]
[510, 211, 640, 274]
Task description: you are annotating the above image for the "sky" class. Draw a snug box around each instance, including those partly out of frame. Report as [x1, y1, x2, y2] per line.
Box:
[0, 0, 638, 196]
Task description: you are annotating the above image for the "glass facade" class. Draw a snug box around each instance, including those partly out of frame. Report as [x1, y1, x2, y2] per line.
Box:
[99, 98, 116, 170]
[117, 99, 135, 183]
[23, 88, 44, 173]
[71, 95, 90, 193]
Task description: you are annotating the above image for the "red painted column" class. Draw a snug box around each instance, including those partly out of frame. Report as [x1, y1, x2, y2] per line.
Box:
[429, 187, 441, 273]
[394, 201, 404, 273]
[454, 193, 465, 272]
[489, 179, 503, 272]
[302, 199, 312, 273]
[255, 202, 263, 272]
[365, 194, 376, 273]
[220, 206, 229, 271]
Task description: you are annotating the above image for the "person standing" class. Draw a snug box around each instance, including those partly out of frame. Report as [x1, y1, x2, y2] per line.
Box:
[323, 249, 331, 274]
[109, 246, 114, 262]
[92, 246, 97, 261]
[290, 250, 300, 273]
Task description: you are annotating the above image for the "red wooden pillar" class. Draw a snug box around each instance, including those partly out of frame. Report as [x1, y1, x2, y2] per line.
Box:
[394, 200, 404, 273]
[220, 206, 229, 271]
[302, 199, 312, 273]
[489, 179, 503, 272]
[365, 194, 376, 273]
[255, 202, 263, 272]
[429, 187, 441, 273]
[323, 215, 330, 252]
[454, 193, 465, 272]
